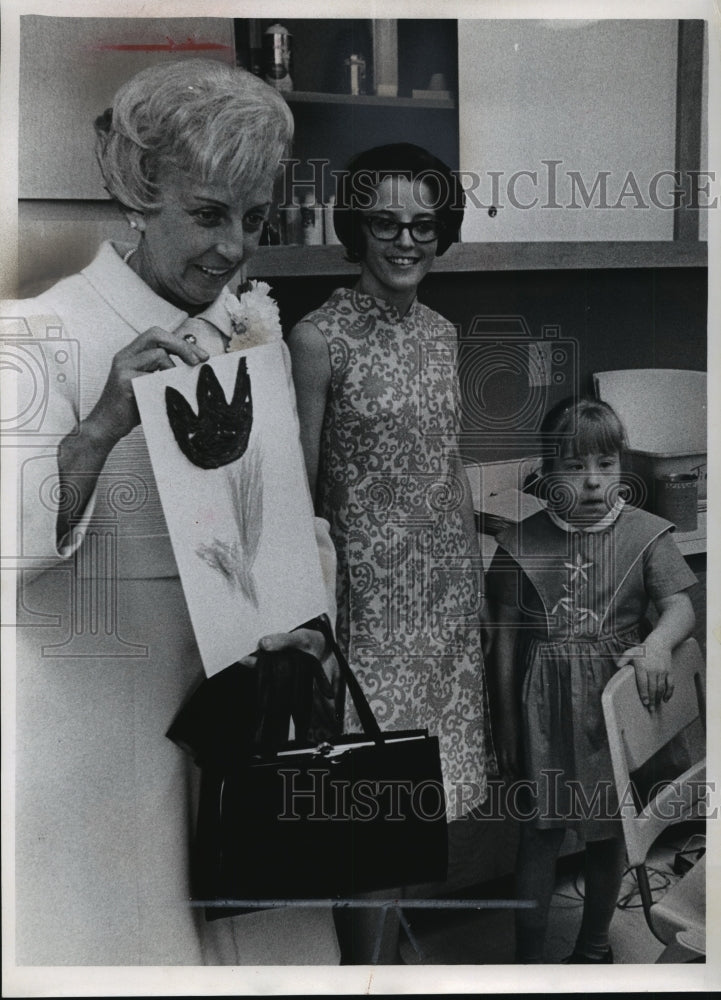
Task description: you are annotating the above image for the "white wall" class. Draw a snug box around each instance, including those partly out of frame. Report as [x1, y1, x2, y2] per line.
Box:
[19, 16, 235, 199]
[458, 19, 678, 241]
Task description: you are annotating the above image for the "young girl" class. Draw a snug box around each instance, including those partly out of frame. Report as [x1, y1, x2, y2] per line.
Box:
[486, 396, 697, 964]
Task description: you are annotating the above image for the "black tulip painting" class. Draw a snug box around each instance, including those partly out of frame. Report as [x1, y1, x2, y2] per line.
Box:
[165, 359, 253, 470]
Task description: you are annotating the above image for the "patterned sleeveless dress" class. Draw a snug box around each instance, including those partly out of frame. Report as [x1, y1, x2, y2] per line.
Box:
[487, 502, 698, 840]
[301, 287, 496, 815]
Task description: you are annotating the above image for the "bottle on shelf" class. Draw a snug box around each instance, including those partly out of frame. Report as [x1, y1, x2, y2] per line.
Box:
[300, 192, 323, 246]
[264, 23, 293, 92]
[344, 54, 367, 95]
[324, 196, 342, 245]
[372, 20, 398, 97]
[278, 203, 302, 245]
[248, 19, 263, 77]
[278, 190, 344, 247]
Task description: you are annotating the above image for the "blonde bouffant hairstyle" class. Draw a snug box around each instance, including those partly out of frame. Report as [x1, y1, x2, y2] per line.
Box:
[94, 59, 294, 212]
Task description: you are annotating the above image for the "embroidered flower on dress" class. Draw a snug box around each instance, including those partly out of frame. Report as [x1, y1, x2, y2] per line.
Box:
[551, 552, 599, 631]
[224, 281, 283, 351]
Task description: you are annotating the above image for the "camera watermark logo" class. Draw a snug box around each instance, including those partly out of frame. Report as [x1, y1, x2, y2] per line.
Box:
[457, 315, 579, 450]
[2, 314, 149, 657]
[0, 317, 80, 446]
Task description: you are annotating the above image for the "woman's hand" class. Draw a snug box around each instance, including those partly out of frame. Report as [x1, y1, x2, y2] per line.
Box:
[57, 329, 208, 544]
[259, 627, 328, 662]
[617, 639, 674, 712]
[86, 327, 209, 446]
[236, 628, 329, 673]
[236, 628, 336, 699]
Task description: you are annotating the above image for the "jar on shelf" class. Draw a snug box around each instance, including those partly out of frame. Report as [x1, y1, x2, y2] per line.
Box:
[300, 193, 323, 245]
[264, 23, 293, 92]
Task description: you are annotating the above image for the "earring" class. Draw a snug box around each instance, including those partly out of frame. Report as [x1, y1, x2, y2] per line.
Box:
[130, 220, 137, 230]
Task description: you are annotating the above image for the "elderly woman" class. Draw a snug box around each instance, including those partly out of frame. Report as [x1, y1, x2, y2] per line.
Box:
[289, 143, 496, 962]
[10, 60, 339, 966]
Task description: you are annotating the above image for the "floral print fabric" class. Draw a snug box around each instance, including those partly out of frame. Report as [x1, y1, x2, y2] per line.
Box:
[302, 287, 495, 814]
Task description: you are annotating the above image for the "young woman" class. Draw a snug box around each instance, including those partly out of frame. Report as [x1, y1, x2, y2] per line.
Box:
[289, 143, 496, 961]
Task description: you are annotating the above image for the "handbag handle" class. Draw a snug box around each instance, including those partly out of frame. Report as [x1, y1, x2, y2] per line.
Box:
[308, 615, 384, 744]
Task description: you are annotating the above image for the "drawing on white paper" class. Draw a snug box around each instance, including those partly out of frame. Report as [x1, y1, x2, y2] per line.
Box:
[165, 357, 263, 604]
[133, 343, 328, 677]
[195, 445, 264, 606]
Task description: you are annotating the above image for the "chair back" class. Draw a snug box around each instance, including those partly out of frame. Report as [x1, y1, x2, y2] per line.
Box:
[601, 637, 706, 867]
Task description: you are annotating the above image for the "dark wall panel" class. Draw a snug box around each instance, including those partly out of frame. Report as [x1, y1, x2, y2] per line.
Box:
[271, 266, 707, 463]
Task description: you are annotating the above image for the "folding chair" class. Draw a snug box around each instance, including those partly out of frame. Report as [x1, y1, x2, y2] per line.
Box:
[601, 637, 706, 962]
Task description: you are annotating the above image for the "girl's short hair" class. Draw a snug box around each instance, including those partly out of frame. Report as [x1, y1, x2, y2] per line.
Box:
[540, 396, 628, 476]
[95, 59, 294, 212]
[333, 143, 465, 261]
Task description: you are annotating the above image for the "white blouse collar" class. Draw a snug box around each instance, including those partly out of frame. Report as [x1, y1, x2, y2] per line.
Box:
[83, 242, 237, 340]
[546, 497, 626, 534]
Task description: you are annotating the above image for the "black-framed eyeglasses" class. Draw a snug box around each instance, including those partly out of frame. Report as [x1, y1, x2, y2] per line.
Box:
[363, 215, 443, 244]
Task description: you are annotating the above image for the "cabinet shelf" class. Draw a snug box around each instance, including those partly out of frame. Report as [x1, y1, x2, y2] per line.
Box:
[284, 90, 455, 110]
[247, 241, 708, 279]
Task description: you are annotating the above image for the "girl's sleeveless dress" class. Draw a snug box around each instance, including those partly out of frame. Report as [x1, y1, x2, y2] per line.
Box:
[487, 502, 698, 840]
[301, 287, 496, 815]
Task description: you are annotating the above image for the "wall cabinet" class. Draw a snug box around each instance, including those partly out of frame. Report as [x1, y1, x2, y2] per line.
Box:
[459, 20, 680, 242]
[251, 17, 708, 275]
[14, 16, 708, 297]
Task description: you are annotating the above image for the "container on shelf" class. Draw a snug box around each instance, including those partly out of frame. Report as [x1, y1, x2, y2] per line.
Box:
[300, 194, 323, 245]
[413, 71, 451, 101]
[344, 54, 367, 95]
[264, 23, 293, 92]
[278, 204, 302, 245]
[324, 197, 341, 245]
[652, 472, 699, 532]
[628, 449, 707, 503]
[247, 19, 263, 77]
[372, 20, 398, 98]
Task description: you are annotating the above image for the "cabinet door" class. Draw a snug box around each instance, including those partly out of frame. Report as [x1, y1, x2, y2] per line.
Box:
[19, 16, 235, 199]
[458, 20, 679, 242]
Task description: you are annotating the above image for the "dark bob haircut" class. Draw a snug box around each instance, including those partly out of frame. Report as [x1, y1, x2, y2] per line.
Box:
[540, 396, 628, 476]
[333, 143, 465, 261]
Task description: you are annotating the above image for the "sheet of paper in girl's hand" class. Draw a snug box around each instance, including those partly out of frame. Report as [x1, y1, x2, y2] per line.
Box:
[133, 342, 328, 677]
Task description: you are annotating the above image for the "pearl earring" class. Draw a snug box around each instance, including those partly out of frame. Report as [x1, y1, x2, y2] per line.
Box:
[130, 220, 137, 230]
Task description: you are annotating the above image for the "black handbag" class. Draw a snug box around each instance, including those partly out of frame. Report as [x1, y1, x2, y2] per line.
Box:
[167, 617, 448, 910]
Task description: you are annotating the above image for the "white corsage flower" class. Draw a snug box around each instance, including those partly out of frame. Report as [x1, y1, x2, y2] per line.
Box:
[224, 280, 283, 352]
